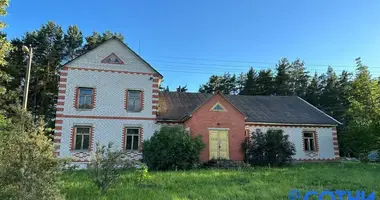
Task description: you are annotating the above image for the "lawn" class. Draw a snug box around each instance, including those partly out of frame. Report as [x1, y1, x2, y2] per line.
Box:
[61, 162, 379, 200]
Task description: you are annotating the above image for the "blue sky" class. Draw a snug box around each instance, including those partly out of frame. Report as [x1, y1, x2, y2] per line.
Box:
[5, 0, 380, 91]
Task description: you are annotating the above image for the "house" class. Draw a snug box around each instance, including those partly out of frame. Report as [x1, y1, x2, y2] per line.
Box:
[55, 37, 341, 168]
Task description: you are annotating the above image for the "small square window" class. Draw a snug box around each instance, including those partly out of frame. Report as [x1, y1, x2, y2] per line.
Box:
[303, 131, 316, 152]
[77, 88, 94, 109]
[74, 126, 91, 150]
[125, 128, 140, 151]
[127, 90, 142, 112]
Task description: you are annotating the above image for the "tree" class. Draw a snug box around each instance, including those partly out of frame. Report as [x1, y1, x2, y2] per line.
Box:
[142, 125, 205, 170]
[239, 67, 258, 95]
[199, 73, 237, 94]
[304, 72, 321, 107]
[63, 25, 83, 61]
[288, 59, 309, 97]
[319, 66, 339, 117]
[176, 85, 187, 92]
[256, 69, 274, 95]
[81, 31, 124, 53]
[0, 0, 12, 97]
[244, 129, 296, 166]
[0, 108, 64, 200]
[274, 58, 292, 95]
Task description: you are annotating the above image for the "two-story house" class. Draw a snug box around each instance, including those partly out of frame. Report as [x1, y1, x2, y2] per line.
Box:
[55, 37, 341, 168]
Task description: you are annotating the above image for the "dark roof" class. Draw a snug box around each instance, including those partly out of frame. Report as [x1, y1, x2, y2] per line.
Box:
[61, 36, 163, 78]
[157, 91, 340, 125]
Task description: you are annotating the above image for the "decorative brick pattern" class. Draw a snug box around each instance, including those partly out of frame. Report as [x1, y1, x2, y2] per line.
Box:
[73, 87, 79, 108]
[68, 66, 158, 77]
[92, 88, 97, 109]
[332, 127, 340, 158]
[124, 89, 129, 110]
[101, 52, 125, 64]
[140, 90, 144, 111]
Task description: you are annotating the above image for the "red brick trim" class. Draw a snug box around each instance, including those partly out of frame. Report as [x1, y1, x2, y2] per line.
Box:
[55, 120, 63, 124]
[91, 88, 96, 109]
[152, 89, 159, 93]
[122, 127, 143, 152]
[122, 127, 126, 151]
[56, 107, 64, 112]
[334, 152, 340, 156]
[57, 101, 64, 106]
[152, 111, 157, 115]
[59, 115, 156, 120]
[58, 96, 65, 100]
[73, 87, 79, 108]
[101, 52, 125, 64]
[140, 90, 144, 111]
[63, 66, 69, 70]
[152, 94, 159, 98]
[70, 126, 94, 151]
[153, 79, 159, 83]
[59, 84, 66, 88]
[124, 89, 129, 110]
[152, 84, 159, 88]
[139, 127, 143, 152]
[55, 132, 62, 136]
[152, 100, 158, 104]
[246, 123, 336, 128]
[60, 72, 68, 76]
[70, 127, 75, 151]
[59, 78, 67, 82]
[54, 138, 61, 143]
[245, 129, 250, 138]
[152, 105, 158, 110]
[333, 141, 338, 145]
[58, 89, 66, 94]
[294, 158, 339, 162]
[55, 126, 62, 130]
[302, 130, 319, 152]
[66, 66, 158, 76]
[156, 122, 183, 125]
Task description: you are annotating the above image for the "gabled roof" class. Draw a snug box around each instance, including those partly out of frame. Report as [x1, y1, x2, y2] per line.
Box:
[157, 91, 341, 125]
[61, 36, 163, 78]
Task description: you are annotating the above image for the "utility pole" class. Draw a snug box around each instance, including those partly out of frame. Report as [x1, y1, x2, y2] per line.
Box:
[22, 45, 33, 110]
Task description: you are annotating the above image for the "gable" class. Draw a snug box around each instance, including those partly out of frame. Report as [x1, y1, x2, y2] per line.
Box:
[65, 38, 162, 77]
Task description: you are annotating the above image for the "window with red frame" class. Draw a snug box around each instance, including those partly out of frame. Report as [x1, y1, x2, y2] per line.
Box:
[303, 131, 316, 151]
[78, 87, 94, 109]
[127, 90, 142, 112]
[74, 126, 91, 150]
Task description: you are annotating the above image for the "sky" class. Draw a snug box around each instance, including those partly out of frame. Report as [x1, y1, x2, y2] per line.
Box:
[4, 0, 380, 91]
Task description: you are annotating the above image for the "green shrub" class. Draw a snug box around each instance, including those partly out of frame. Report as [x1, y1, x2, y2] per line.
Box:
[244, 129, 295, 166]
[0, 109, 64, 200]
[142, 125, 205, 170]
[89, 142, 137, 195]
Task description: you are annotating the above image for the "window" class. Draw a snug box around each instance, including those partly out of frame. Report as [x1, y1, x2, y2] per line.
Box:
[101, 53, 124, 64]
[127, 90, 142, 112]
[78, 88, 94, 109]
[125, 128, 140, 151]
[210, 102, 226, 112]
[74, 126, 91, 150]
[303, 131, 316, 151]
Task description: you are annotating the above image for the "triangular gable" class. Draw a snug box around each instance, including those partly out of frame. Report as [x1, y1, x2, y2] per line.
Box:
[210, 102, 227, 112]
[182, 92, 247, 121]
[101, 53, 124, 64]
[61, 37, 163, 78]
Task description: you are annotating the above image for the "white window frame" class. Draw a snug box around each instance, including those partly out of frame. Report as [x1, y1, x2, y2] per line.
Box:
[127, 90, 142, 112]
[78, 87, 94, 109]
[74, 126, 91, 151]
[125, 128, 140, 151]
[303, 131, 316, 152]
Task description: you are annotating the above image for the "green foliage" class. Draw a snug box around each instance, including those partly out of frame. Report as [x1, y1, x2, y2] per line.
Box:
[133, 164, 151, 183]
[0, 108, 64, 200]
[0, 0, 11, 96]
[244, 129, 295, 166]
[199, 73, 237, 94]
[88, 142, 137, 195]
[176, 85, 188, 92]
[142, 125, 205, 170]
[61, 163, 380, 200]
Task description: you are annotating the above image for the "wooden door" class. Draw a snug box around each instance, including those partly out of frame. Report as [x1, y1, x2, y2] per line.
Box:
[209, 130, 229, 160]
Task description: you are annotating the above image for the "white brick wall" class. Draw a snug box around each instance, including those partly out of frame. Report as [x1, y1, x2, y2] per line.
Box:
[55, 38, 161, 165]
[245, 125, 338, 160]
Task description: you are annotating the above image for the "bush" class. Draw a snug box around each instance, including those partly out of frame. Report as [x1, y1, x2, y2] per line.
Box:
[89, 142, 137, 195]
[244, 129, 295, 166]
[142, 125, 205, 170]
[0, 109, 64, 200]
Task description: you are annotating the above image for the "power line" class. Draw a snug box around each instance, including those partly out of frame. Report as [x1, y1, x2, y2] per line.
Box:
[146, 56, 372, 68]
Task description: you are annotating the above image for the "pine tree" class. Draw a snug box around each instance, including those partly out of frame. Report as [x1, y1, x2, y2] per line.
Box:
[274, 58, 291, 95]
[176, 85, 188, 92]
[305, 72, 320, 107]
[288, 59, 309, 97]
[240, 67, 258, 95]
[199, 73, 237, 94]
[256, 69, 274, 95]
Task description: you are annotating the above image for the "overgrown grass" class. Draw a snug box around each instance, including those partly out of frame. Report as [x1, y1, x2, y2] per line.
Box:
[61, 162, 380, 200]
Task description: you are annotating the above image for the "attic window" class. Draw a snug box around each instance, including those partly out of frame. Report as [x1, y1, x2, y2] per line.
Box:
[101, 53, 124, 64]
[210, 102, 227, 112]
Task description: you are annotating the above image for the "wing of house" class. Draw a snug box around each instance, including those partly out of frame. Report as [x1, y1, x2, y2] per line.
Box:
[55, 37, 341, 168]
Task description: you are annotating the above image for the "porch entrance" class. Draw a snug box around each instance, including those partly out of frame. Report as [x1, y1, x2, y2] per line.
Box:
[209, 129, 229, 159]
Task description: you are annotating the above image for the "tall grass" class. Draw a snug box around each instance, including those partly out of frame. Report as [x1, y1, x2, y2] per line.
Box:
[61, 162, 379, 200]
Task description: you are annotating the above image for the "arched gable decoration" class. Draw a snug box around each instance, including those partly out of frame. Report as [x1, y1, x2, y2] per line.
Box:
[101, 53, 124, 64]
